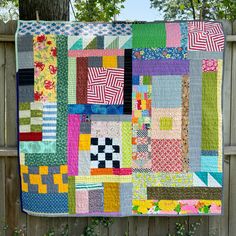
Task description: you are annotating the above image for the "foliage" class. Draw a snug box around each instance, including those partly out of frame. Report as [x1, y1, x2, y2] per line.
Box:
[0, 0, 19, 21]
[74, 0, 125, 21]
[167, 220, 201, 236]
[150, 0, 236, 20]
[81, 217, 114, 236]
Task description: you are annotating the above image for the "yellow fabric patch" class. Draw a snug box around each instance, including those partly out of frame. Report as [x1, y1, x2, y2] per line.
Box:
[33, 34, 57, 102]
[20, 165, 28, 192]
[160, 117, 173, 130]
[54, 174, 68, 193]
[29, 174, 47, 193]
[75, 175, 132, 183]
[102, 56, 117, 68]
[79, 134, 91, 150]
[104, 183, 120, 212]
[39, 166, 48, 175]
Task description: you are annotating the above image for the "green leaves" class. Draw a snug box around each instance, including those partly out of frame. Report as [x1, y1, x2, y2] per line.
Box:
[150, 0, 236, 20]
[74, 0, 126, 22]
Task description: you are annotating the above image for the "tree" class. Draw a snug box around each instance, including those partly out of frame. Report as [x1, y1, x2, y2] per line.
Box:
[150, 0, 236, 20]
[74, 0, 125, 21]
[0, 0, 18, 21]
[19, 0, 69, 20]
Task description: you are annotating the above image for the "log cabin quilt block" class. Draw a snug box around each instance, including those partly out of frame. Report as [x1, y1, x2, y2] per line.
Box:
[16, 20, 224, 216]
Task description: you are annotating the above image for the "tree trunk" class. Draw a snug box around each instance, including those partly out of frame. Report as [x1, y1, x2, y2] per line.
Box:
[189, 0, 196, 20]
[19, 0, 70, 21]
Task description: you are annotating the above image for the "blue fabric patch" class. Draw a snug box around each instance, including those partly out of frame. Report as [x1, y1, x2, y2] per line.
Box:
[22, 192, 68, 213]
[132, 76, 140, 85]
[152, 75, 182, 108]
[132, 47, 187, 60]
[68, 104, 124, 114]
[201, 156, 218, 172]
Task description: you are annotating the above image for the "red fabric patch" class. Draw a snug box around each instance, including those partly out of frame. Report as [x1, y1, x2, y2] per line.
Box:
[76, 57, 88, 104]
[151, 139, 183, 172]
[20, 132, 42, 141]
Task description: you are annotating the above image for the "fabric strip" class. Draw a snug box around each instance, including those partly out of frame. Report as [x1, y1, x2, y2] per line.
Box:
[132, 60, 189, 75]
[123, 49, 132, 114]
[76, 57, 88, 104]
[68, 49, 124, 57]
[188, 60, 202, 171]
[147, 187, 222, 200]
[19, 132, 42, 141]
[68, 104, 123, 114]
[67, 114, 80, 176]
[18, 69, 34, 86]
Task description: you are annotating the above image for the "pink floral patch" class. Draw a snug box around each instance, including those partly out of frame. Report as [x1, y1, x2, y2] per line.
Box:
[202, 59, 218, 72]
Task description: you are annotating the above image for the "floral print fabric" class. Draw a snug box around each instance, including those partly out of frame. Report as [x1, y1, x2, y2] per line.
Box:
[34, 34, 57, 102]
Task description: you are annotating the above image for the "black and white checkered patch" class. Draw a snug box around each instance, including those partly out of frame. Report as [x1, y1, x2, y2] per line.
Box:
[90, 138, 120, 168]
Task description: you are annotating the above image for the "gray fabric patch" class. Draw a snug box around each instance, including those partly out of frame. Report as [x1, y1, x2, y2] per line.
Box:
[91, 115, 131, 121]
[19, 85, 34, 102]
[137, 144, 148, 152]
[117, 56, 124, 68]
[18, 51, 34, 69]
[188, 51, 223, 60]
[80, 122, 91, 134]
[88, 57, 102, 67]
[89, 189, 104, 213]
[78, 151, 90, 176]
[17, 35, 33, 52]
[137, 130, 148, 137]
[188, 60, 202, 171]
[120, 183, 132, 215]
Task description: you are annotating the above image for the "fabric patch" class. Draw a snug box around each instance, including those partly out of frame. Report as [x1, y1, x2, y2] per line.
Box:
[188, 22, 224, 52]
[90, 138, 121, 169]
[147, 187, 222, 200]
[42, 103, 57, 141]
[166, 23, 181, 47]
[132, 23, 166, 48]
[33, 35, 57, 102]
[151, 108, 182, 139]
[202, 59, 218, 71]
[104, 183, 120, 212]
[151, 139, 183, 172]
[87, 67, 124, 105]
[152, 75, 182, 108]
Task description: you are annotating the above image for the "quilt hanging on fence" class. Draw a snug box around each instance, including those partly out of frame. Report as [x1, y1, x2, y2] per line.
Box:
[16, 20, 225, 216]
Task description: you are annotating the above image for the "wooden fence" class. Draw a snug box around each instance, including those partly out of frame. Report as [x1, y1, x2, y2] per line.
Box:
[0, 20, 236, 236]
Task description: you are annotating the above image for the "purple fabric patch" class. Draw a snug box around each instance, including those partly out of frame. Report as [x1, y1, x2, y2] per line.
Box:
[132, 59, 189, 75]
[89, 189, 104, 213]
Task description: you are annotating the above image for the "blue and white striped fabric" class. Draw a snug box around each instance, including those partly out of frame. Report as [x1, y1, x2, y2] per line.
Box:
[42, 103, 57, 141]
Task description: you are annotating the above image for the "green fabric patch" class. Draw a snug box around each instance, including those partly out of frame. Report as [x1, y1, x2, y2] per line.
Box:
[68, 57, 77, 104]
[20, 117, 30, 125]
[143, 76, 152, 85]
[160, 117, 172, 130]
[202, 72, 218, 150]
[68, 176, 76, 214]
[132, 23, 166, 48]
[85, 37, 97, 49]
[122, 122, 132, 168]
[31, 110, 43, 117]
[19, 102, 30, 110]
[31, 124, 42, 132]
[20, 141, 56, 153]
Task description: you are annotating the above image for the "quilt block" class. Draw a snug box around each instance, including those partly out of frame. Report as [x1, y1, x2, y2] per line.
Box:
[16, 20, 224, 216]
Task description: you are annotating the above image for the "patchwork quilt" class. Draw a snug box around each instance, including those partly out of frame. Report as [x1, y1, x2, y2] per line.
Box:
[16, 20, 224, 216]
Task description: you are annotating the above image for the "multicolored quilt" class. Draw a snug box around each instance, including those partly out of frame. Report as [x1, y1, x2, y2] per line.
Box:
[16, 20, 224, 216]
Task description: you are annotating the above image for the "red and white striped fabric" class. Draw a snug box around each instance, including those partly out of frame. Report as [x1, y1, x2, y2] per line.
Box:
[188, 22, 224, 52]
[87, 67, 124, 104]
